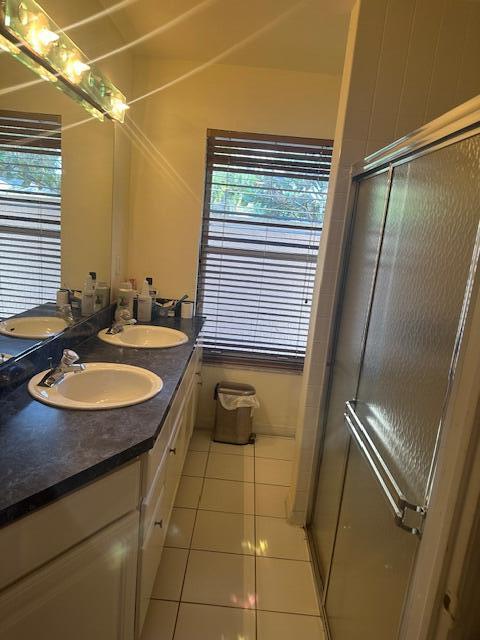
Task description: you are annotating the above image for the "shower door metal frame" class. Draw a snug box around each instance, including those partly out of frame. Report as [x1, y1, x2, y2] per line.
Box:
[306, 163, 393, 612]
[307, 96, 480, 640]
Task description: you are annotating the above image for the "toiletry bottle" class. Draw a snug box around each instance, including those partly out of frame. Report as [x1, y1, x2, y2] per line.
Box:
[115, 281, 134, 320]
[95, 281, 110, 309]
[89, 272, 97, 289]
[81, 274, 95, 316]
[137, 279, 152, 322]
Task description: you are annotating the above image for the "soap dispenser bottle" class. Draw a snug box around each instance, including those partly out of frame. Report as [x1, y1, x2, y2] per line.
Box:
[137, 279, 152, 322]
[81, 273, 95, 316]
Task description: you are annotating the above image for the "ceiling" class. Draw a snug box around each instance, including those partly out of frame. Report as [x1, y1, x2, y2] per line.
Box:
[97, 0, 352, 75]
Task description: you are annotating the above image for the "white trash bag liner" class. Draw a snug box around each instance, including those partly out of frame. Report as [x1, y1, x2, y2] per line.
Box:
[218, 392, 260, 412]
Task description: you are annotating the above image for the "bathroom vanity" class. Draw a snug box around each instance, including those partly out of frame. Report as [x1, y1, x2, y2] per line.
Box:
[0, 317, 203, 640]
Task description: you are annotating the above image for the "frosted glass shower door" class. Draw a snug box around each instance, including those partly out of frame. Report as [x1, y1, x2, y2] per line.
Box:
[325, 134, 480, 639]
[309, 170, 390, 580]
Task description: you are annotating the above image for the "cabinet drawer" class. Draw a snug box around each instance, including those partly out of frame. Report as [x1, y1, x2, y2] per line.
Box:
[0, 461, 141, 591]
[142, 447, 169, 536]
[144, 346, 200, 492]
[144, 411, 174, 495]
[142, 396, 188, 535]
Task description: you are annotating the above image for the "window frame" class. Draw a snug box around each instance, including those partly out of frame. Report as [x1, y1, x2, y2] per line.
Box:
[196, 129, 333, 371]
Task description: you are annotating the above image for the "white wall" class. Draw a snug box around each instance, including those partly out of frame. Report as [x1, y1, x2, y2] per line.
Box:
[289, 0, 480, 522]
[128, 58, 341, 434]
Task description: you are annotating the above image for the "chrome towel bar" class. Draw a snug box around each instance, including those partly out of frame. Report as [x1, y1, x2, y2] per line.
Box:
[344, 401, 426, 536]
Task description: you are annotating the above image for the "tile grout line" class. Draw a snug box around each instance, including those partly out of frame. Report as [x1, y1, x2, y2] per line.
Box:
[175, 504, 288, 520]
[191, 446, 293, 463]
[152, 597, 322, 619]
[169, 434, 210, 640]
[183, 472, 290, 487]
[182, 473, 254, 484]
[162, 543, 310, 563]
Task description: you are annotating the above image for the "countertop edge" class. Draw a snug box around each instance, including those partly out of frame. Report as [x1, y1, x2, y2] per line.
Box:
[0, 439, 152, 527]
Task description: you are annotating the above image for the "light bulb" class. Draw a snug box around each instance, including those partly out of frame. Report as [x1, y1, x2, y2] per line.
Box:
[72, 60, 90, 75]
[110, 96, 129, 122]
[38, 28, 59, 46]
[64, 56, 90, 83]
[25, 13, 59, 54]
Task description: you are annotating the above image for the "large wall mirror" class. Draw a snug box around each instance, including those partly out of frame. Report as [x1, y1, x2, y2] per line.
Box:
[0, 0, 130, 367]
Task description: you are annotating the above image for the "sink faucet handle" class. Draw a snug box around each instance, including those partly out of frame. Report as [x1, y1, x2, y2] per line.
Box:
[61, 349, 80, 366]
[118, 309, 133, 322]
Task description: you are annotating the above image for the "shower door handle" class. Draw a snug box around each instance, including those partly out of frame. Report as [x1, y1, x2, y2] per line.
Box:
[344, 401, 426, 536]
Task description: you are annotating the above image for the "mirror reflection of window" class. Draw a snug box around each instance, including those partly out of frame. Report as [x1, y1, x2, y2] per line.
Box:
[0, 110, 61, 320]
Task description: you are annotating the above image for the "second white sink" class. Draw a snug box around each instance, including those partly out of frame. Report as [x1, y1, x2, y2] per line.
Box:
[28, 363, 163, 410]
[98, 325, 188, 349]
[0, 316, 67, 339]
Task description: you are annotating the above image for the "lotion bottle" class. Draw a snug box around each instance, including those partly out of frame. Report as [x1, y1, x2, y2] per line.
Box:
[137, 279, 152, 322]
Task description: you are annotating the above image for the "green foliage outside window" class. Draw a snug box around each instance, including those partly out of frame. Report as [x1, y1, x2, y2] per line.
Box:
[0, 149, 61, 194]
[211, 170, 328, 224]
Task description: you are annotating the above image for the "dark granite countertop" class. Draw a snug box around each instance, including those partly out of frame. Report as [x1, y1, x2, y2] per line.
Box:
[0, 315, 204, 527]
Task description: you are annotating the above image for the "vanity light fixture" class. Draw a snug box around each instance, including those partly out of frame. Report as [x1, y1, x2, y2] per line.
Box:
[0, 0, 129, 123]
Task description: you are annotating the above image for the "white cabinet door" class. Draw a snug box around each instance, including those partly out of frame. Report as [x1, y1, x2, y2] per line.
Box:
[0, 511, 139, 640]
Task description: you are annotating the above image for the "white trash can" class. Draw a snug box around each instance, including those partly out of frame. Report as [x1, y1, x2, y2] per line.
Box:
[213, 381, 259, 445]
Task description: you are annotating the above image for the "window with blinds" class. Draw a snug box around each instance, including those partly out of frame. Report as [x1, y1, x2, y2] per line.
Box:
[197, 129, 333, 370]
[0, 110, 62, 320]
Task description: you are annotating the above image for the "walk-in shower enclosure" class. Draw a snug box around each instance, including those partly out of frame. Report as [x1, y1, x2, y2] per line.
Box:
[308, 99, 480, 640]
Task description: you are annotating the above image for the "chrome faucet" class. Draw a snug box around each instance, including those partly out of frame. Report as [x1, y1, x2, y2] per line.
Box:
[39, 349, 85, 388]
[106, 309, 137, 335]
[57, 303, 74, 326]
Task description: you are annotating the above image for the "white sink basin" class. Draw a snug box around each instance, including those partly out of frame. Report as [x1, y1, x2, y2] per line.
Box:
[28, 362, 163, 410]
[0, 316, 67, 339]
[98, 325, 189, 349]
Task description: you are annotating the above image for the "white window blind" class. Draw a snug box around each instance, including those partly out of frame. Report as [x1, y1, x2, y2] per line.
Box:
[197, 129, 333, 370]
[0, 110, 62, 320]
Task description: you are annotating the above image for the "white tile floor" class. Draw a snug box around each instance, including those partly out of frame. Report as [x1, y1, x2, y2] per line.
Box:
[142, 432, 325, 640]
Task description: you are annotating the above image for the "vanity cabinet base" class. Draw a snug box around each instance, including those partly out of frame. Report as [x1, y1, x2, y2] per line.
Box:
[0, 512, 139, 640]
